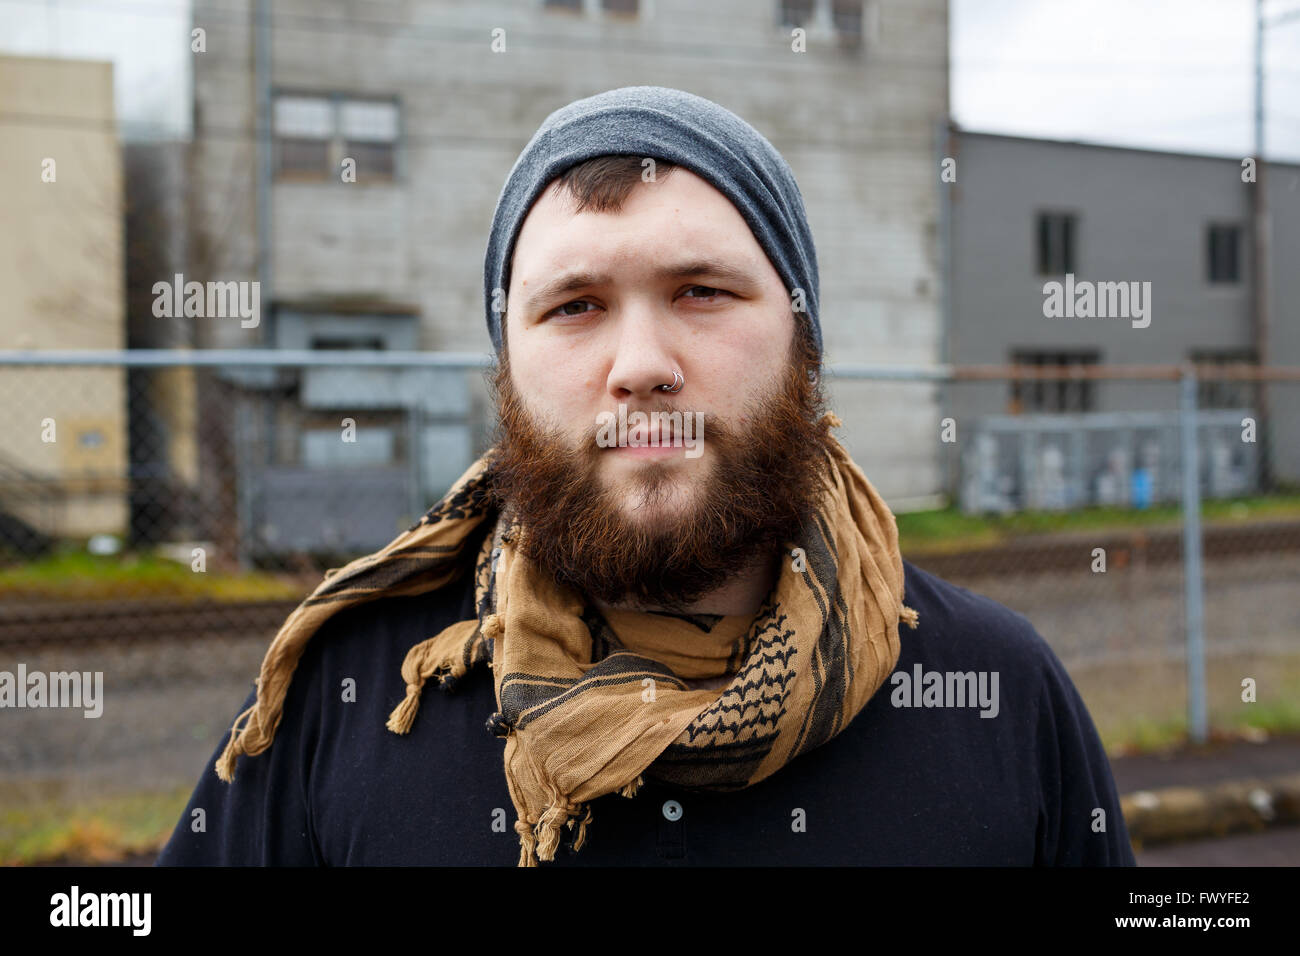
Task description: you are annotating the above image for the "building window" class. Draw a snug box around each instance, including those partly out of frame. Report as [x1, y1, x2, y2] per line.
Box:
[833, 0, 863, 45]
[602, 0, 638, 13]
[1036, 212, 1076, 275]
[1190, 348, 1258, 410]
[273, 95, 332, 179]
[273, 93, 399, 182]
[779, 0, 814, 28]
[544, 0, 583, 11]
[1207, 224, 1241, 283]
[1009, 350, 1100, 413]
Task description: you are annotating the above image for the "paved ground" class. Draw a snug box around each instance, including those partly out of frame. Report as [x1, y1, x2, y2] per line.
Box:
[1135, 826, 1300, 866]
[1109, 735, 1300, 792]
[1116, 735, 1300, 865]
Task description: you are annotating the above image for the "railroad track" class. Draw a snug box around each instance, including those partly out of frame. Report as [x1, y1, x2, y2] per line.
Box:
[0, 598, 303, 646]
[904, 519, 1300, 581]
[4, 519, 1300, 646]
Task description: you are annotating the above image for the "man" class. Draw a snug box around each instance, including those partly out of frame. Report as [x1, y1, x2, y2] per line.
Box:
[158, 87, 1134, 866]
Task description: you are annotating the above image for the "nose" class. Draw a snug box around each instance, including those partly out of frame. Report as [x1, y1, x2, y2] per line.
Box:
[604, 305, 679, 402]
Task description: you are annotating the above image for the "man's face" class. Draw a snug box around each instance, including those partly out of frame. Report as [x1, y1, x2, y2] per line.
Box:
[490, 166, 831, 610]
[503, 167, 796, 523]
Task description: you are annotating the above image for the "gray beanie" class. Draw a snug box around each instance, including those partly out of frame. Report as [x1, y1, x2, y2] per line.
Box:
[483, 85, 821, 360]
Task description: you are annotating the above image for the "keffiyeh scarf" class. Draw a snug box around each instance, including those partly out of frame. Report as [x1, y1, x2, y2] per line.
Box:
[215, 416, 919, 866]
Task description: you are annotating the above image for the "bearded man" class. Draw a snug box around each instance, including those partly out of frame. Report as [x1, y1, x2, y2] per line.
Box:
[158, 87, 1134, 867]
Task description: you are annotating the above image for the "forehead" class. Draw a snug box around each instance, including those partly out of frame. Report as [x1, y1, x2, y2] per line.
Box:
[508, 166, 771, 285]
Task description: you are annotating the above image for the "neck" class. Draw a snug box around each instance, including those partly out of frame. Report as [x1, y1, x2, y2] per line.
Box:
[594, 551, 780, 617]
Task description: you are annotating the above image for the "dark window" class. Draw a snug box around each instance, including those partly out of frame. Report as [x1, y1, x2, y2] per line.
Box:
[780, 0, 814, 28]
[275, 137, 331, 179]
[1207, 224, 1241, 283]
[544, 0, 583, 10]
[1036, 212, 1077, 275]
[833, 0, 863, 44]
[1009, 350, 1101, 413]
[602, 0, 638, 13]
[345, 141, 396, 179]
[1190, 348, 1258, 409]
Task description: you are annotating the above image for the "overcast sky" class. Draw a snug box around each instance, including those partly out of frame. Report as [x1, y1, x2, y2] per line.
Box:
[2, 0, 1298, 162]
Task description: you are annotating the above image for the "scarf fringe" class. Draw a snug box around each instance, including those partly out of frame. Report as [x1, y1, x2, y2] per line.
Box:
[900, 604, 920, 629]
[514, 818, 538, 867]
[569, 805, 594, 851]
[215, 702, 257, 782]
[534, 801, 571, 861]
[385, 618, 482, 735]
[525, 795, 597, 864]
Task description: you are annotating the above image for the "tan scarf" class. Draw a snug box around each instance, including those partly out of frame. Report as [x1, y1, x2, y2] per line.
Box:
[215, 414, 919, 866]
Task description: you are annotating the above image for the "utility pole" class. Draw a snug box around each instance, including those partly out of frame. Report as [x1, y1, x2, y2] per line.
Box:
[1253, 0, 1273, 489]
[1253, 1, 1300, 490]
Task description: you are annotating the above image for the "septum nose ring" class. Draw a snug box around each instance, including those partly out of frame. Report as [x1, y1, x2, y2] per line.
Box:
[658, 371, 684, 393]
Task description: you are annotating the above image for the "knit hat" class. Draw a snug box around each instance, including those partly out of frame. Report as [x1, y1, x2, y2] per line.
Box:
[482, 85, 822, 360]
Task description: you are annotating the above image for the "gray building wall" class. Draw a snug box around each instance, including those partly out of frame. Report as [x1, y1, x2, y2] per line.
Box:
[948, 131, 1300, 490]
[189, 0, 950, 507]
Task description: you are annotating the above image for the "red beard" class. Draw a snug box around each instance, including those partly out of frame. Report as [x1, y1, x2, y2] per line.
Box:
[486, 332, 835, 610]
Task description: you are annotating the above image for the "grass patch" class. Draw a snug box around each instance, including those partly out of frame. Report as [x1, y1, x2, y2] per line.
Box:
[0, 786, 188, 866]
[1074, 653, 1300, 756]
[897, 492, 1300, 555]
[0, 549, 305, 601]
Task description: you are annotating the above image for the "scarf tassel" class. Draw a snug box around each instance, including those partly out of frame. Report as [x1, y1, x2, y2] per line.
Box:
[214, 701, 257, 783]
[568, 805, 594, 852]
[534, 802, 570, 861]
[514, 817, 539, 867]
[386, 639, 460, 735]
[530, 796, 594, 863]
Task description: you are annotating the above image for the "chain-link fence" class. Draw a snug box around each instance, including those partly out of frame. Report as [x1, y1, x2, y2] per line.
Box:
[1, 352, 1297, 809]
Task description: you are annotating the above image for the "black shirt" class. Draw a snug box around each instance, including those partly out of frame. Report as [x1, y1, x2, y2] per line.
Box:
[156, 559, 1135, 866]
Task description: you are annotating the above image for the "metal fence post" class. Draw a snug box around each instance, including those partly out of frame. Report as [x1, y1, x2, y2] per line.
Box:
[234, 395, 253, 572]
[1179, 364, 1209, 745]
[407, 403, 423, 526]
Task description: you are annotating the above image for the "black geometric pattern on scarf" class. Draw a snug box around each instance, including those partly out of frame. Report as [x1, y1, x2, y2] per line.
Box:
[788, 510, 852, 761]
[645, 595, 797, 790]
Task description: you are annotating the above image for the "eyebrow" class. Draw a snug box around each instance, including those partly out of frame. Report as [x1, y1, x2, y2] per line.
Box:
[519, 257, 758, 316]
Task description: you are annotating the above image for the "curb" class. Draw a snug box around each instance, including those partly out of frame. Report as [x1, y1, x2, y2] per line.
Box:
[1121, 772, 1300, 846]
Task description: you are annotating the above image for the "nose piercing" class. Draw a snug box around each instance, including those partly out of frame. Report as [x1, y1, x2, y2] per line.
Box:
[659, 370, 684, 393]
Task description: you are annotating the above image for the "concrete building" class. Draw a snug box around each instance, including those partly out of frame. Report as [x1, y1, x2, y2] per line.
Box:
[0, 54, 127, 545]
[187, 0, 951, 552]
[945, 130, 1300, 511]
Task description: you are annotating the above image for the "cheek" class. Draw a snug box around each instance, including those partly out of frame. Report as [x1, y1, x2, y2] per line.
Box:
[512, 361, 598, 438]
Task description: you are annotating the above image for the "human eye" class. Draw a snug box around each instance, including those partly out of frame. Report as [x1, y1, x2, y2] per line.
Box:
[682, 285, 730, 300]
[545, 299, 599, 319]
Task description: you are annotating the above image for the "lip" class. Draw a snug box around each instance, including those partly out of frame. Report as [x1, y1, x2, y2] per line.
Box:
[626, 420, 676, 446]
[609, 443, 686, 458]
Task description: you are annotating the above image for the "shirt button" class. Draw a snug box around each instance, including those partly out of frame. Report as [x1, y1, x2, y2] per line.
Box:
[662, 799, 683, 822]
